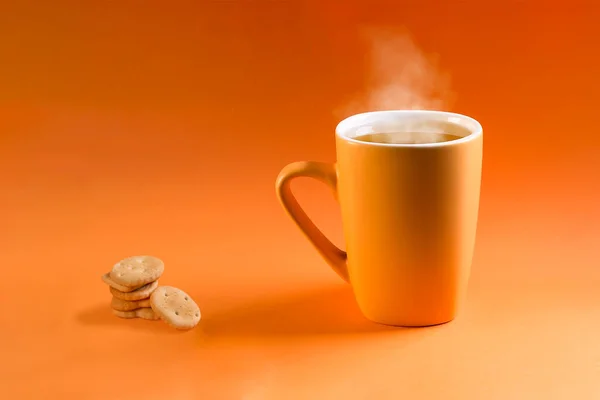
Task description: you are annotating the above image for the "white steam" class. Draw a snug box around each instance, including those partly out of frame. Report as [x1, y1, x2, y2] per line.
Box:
[336, 27, 455, 118]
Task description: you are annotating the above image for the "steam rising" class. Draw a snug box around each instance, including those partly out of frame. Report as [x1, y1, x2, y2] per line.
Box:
[337, 27, 455, 118]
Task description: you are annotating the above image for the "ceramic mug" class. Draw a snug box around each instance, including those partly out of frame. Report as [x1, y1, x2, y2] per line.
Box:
[276, 110, 483, 327]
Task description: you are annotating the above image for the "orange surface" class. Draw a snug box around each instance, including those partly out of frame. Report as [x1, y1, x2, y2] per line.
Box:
[1, 1, 599, 398]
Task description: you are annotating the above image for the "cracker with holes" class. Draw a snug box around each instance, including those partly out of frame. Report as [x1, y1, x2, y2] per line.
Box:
[110, 280, 158, 301]
[112, 308, 160, 320]
[150, 286, 201, 330]
[109, 255, 164, 288]
[101, 272, 146, 292]
[111, 297, 151, 311]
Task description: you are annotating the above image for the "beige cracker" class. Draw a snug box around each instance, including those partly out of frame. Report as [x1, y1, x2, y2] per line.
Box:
[112, 308, 160, 320]
[110, 280, 158, 301]
[150, 286, 201, 330]
[109, 255, 164, 288]
[101, 272, 145, 292]
[111, 296, 151, 311]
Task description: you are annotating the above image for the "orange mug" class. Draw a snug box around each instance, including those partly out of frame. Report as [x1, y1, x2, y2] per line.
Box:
[276, 110, 483, 327]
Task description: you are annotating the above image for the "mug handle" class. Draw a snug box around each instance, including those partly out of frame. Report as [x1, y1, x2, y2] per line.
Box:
[275, 161, 349, 283]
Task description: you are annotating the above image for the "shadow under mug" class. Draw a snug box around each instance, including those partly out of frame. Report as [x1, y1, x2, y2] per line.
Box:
[276, 110, 483, 327]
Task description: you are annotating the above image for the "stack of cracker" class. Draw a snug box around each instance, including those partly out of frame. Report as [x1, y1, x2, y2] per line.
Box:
[101, 255, 201, 330]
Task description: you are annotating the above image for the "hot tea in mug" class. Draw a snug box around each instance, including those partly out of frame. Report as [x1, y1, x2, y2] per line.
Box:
[276, 110, 483, 327]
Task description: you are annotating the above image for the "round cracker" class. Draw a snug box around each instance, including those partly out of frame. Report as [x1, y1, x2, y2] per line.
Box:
[110, 280, 158, 301]
[101, 272, 146, 292]
[112, 308, 160, 320]
[150, 286, 201, 330]
[110, 256, 164, 287]
[111, 296, 151, 311]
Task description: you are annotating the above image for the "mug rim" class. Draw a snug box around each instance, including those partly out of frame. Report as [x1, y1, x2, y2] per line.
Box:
[335, 110, 483, 148]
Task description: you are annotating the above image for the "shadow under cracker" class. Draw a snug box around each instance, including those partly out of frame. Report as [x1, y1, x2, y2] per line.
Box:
[75, 303, 186, 334]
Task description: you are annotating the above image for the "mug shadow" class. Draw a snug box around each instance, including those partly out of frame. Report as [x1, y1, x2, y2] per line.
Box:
[203, 284, 403, 339]
[76, 303, 184, 335]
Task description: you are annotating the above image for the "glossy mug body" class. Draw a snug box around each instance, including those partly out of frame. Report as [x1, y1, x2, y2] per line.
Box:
[276, 110, 483, 327]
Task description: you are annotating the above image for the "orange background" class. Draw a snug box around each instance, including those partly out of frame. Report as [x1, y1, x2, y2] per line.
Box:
[1, 1, 600, 398]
